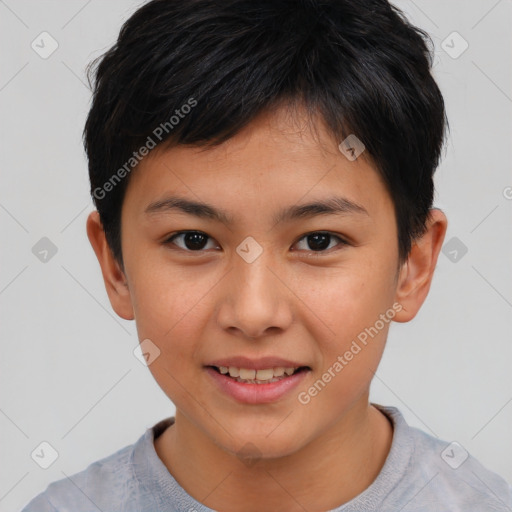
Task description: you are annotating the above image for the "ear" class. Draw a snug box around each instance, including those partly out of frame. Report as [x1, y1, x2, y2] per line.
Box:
[86, 211, 135, 320]
[393, 208, 448, 322]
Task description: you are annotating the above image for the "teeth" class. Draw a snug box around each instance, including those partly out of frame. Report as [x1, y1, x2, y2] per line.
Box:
[228, 366, 240, 377]
[255, 369, 274, 380]
[216, 365, 303, 382]
[239, 368, 256, 380]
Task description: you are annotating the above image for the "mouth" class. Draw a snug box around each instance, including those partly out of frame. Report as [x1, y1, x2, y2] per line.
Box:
[206, 365, 311, 384]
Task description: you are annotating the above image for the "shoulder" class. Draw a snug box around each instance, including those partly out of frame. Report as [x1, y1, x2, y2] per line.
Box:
[20, 437, 140, 512]
[411, 426, 512, 508]
[378, 405, 512, 511]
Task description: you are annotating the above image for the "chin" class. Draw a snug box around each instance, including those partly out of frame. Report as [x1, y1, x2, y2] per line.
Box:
[216, 425, 307, 462]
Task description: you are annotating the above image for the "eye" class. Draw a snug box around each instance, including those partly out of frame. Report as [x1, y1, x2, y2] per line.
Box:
[164, 231, 218, 252]
[164, 230, 348, 254]
[292, 231, 348, 254]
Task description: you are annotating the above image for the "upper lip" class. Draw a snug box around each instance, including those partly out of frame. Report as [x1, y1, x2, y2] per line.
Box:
[206, 356, 310, 371]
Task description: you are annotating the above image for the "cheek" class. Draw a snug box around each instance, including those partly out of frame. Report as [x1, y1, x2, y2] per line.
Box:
[297, 272, 393, 413]
[292, 257, 395, 397]
[295, 258, 394, 335]
[128, 263, 221, 356]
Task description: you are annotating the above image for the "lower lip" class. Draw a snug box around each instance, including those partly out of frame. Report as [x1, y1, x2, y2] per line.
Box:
[205, 367, 310, 404]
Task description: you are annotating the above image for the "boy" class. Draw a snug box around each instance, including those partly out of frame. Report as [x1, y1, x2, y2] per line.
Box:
[22, 0, 512, 510]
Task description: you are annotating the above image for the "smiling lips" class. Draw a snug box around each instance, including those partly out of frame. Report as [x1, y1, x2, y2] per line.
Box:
[207, 356, 310, 384]
[205, 364, 310, 404]
[214, 365, 301, 384]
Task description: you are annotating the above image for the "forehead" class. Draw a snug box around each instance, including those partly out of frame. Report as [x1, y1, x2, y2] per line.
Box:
[123, 106, 393, 224]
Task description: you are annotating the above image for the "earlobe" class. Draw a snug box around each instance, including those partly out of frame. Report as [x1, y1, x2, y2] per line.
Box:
[393, 208, 448, 323]
[86, 211, 135, 321]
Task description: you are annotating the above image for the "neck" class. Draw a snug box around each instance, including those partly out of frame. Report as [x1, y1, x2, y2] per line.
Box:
[155, 400, 393, 511]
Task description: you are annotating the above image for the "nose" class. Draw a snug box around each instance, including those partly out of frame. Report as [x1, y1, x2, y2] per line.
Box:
[215, 250, 293, 340]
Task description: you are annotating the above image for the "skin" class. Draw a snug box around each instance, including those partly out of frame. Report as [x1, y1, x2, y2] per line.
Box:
[87, 105, 447, 511]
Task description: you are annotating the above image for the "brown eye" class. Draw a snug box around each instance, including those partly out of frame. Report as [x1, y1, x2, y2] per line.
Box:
[165, 231, 217, 251]
[293, 232, 347, 253]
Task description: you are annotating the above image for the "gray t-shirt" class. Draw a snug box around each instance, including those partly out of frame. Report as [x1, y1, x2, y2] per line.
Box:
[21, 404, 512, 511]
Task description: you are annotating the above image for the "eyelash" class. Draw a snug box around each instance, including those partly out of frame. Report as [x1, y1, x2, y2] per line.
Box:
[163, 230, 349, 256]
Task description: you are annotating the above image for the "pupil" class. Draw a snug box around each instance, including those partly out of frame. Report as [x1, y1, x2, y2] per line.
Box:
[308, 233, 330, 251]
[185, 232, 207, 250]
[182, 233, 331, 251]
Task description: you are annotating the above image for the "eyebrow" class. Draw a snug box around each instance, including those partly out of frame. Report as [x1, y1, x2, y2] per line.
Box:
[144, 194, 369, 225]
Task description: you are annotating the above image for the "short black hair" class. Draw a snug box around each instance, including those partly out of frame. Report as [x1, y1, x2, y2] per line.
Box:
[84, 0, 448, 269]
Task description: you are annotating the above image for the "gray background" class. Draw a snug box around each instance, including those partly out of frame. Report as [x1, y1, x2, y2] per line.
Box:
[1, 0, 511, 510]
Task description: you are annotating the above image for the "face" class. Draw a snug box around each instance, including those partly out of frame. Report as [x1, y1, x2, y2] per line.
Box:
[107, 106, 412, 459]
